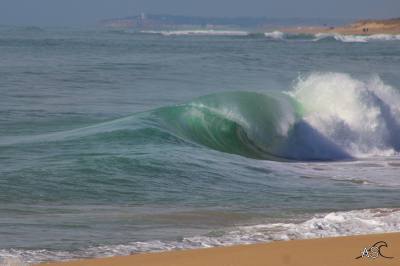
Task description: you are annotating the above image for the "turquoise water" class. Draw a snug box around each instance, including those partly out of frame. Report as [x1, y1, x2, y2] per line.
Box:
[1, 27, 400, 264]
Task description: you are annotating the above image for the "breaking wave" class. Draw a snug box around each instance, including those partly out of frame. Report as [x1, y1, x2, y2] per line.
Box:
[2, 73, 399, 162]
[2, 208, 399, 265]
[264, 31, 286, 40]
[155, 73, 400, 160]
[314, 33, 400, 43]
[139, 30, 400, 43]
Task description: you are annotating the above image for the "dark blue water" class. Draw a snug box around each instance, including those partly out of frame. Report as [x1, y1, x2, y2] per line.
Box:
[1, 26, 400, 264]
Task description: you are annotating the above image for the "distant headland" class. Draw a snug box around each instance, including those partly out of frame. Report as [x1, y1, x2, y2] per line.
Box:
[99, 14, 347, 31]
[282, 17, 400, 35]
[99, 14, 399, 35]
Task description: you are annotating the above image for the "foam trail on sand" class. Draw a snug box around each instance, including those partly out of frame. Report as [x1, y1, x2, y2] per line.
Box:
[1, 208, 399, 265]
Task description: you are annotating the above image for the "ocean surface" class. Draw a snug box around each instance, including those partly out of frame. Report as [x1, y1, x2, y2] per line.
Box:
[1, 26, 400, 265]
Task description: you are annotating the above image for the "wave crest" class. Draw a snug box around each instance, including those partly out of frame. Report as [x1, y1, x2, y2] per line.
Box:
[264, 31, 285, 40]
[293, 73, 400, 157]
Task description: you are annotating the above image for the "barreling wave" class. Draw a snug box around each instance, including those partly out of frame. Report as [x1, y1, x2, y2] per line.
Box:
[154, 91, 350, 161]
[1, 73, 399, 162]
[153, 73, 400, 161]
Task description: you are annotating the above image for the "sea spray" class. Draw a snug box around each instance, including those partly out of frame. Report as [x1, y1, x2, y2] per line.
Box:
[264, 31, 286, 40]
[292, 73, 400, 157]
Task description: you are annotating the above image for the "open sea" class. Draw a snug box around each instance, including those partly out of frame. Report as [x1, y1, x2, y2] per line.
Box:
[1, 26, 400, 265]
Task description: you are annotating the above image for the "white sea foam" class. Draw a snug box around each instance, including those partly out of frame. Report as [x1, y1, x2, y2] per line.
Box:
[0, 257, 27, 266]
[314, 33, 400, 43]
[291, 72, 400, 157]
[264, 31, 285, 40]
[141, 30, 400, 42]
[141, 30, 249, 36]
[1, 208, 399, 265]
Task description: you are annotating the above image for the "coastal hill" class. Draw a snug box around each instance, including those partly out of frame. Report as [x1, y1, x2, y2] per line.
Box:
[283, 18, 400, 35]
[100, 14, 400, 35]
[346, 18, 400, 34]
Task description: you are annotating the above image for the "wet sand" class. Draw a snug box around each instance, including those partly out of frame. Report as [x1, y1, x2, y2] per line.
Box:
[38, 233, 400, 266]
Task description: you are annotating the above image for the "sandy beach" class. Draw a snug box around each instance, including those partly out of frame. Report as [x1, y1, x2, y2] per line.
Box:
[37, 233, 400, 266]
[282, 18, 400, 35]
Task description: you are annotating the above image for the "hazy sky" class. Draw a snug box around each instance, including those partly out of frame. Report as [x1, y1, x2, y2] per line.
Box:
[0, 0, 399, 26]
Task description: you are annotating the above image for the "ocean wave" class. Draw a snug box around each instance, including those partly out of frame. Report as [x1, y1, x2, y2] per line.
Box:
[265, 32, 400, 43]
[2, 208, 399, 265]
[264, 32, 400, 43]
[264, 31, 286, 40]
[140, 30, 249, 36]
[139, 30, 400, 42]
[154, 73, 400, 160]
[291, 73, 400, 157]
[314, 33, 400, 43]
[2, 73, 399, 162]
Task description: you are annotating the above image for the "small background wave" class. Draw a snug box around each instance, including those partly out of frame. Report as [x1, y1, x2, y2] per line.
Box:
[138, 29, 400, 43]
[140, 30, 250, 36]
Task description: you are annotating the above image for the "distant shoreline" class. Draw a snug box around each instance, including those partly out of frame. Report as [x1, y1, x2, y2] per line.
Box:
[100, 15, 399, 35]
[281, 18, 400, 35]
[99, 14, 348, 30]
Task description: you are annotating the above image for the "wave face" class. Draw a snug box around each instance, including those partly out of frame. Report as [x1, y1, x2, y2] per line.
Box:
[2, 208, 399, 265]
[152, 73, 400, 161]
[153, 91, 305, 160]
